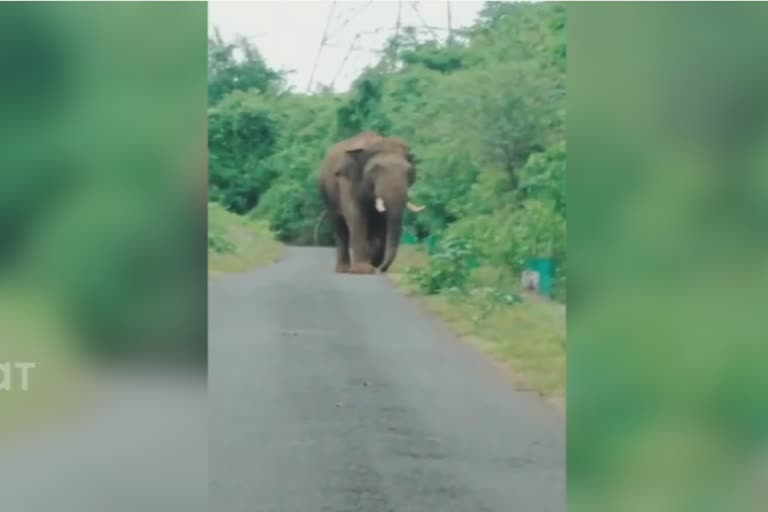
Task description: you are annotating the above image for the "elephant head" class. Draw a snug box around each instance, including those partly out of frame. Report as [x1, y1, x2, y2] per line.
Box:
[342, 135, 425, 271]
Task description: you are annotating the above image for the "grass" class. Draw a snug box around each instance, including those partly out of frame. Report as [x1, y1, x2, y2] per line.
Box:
[208, 202, 283, 275]
[390, 245, 566, 411]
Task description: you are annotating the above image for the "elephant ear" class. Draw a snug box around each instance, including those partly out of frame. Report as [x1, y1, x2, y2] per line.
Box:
[341, 146, 376, 181]
[339, 135, 410, 180]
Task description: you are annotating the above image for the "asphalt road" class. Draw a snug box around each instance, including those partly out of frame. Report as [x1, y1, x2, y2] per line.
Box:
[210, 247, 565, 512]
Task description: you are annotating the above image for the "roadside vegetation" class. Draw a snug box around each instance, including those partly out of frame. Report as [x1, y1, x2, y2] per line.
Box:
[208, 2, 566, 400]
[391, 247, 565, 405]
[208, 202, 282, 274]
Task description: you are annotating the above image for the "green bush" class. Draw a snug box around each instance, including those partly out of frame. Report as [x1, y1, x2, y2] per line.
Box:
[254, 179, 316, 242]
[406, 237, 478, 294]
[208, 231, 235, 254]
[494, 199, 566, 271]
[208, 225, 236, 253]
[459, 286, 524, 326]
[409, 198, 565, 302]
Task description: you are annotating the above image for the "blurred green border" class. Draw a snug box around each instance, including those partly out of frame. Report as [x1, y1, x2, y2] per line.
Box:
[568, 3, 768, 511]
[1, 1, 208, 440]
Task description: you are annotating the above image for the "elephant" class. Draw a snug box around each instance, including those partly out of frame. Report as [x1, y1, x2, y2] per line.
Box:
[318, 131, 425, 274]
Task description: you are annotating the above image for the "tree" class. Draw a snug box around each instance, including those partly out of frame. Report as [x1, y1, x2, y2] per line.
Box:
[208, 28, 283, 105]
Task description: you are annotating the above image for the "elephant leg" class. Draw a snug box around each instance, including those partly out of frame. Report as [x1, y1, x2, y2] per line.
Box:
[349, 228, 376, 274]
[341, 206, 375, 274]
[334, 215, 351, 273]
[370, 235, 384, 268]
[368, 214, 386, 268]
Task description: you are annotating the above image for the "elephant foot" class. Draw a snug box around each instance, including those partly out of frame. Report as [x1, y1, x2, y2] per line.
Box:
[349, 262, 377, 274]
[335, 263, 350, 273]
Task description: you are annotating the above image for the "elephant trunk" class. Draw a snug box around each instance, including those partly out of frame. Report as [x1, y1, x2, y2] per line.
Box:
[380, 210, 403, 272]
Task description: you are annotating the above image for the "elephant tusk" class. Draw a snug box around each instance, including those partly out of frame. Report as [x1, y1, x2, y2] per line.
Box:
[375, 197, 386, 212]
[406, 201, 426, 212]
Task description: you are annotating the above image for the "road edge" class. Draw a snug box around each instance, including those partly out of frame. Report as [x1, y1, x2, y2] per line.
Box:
[385, 274, 566, 418]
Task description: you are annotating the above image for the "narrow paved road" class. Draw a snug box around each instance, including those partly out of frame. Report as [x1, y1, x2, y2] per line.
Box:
[210, 247, 564, 512]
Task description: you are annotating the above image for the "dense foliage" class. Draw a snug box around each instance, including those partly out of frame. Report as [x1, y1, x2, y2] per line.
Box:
[208, 2, 566, 300]
[208, 202, 282, 273]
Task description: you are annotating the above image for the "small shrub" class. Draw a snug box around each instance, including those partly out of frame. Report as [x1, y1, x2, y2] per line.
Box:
[208, 229, 236, 253]
[467, 286, 523, 325]
[406, 237, 477, 294]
